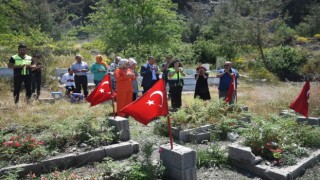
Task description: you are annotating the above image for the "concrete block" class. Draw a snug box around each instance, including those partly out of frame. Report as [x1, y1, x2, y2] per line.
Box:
[307, 117, 320, 126]
[239, 116, 251, 123]
[296, 116, 320, 126]
[179, 129, 193, 143]
[104, 142, 133, 159]
[160, 143, 196, 170]
[41, 154, 76, 173]
[38, 98, 55, 104]
[240, 106, 249, 112]
[75, 148, 106, 167]
[228, 144, 262, 165]
[189, 132, 211, 144]
[51, 92, 63, 99]
[108, 116, 130, 141]
[229, 149, 320, 180]
[130, 140, 140, 153]
[164, 165, 196, 180]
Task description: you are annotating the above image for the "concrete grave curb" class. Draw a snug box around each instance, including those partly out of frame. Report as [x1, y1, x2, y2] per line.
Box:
[228, 144, 320, 180]
[0, 141, 139, 178]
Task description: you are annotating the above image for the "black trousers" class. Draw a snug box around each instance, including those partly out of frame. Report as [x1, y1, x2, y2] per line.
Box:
[74, 75, 88, 97]
[170, 85, 183, 109]
[13, 75, 32, 103]
[31, 74, 41, 96]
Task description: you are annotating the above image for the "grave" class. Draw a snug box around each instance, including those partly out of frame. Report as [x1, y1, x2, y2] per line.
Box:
[228, 143, 320, 180]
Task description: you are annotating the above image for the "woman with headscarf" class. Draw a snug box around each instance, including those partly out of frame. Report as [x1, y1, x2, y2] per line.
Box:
[114, 59, 135, 117]
[90, 55, 109, 86]
[128, 58, 139, 101]
[194, 65, 211, 100]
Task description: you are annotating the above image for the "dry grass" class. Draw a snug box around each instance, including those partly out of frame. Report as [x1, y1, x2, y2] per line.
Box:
[0, 80, 319, 130]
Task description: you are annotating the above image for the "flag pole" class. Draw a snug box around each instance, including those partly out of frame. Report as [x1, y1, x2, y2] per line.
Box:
[167, 115, 173, 149]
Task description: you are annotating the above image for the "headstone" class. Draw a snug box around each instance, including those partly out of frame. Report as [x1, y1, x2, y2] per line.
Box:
[160, 143, 196, 180]
[108, 116, 130, 141]
[228, 144, 262, 165]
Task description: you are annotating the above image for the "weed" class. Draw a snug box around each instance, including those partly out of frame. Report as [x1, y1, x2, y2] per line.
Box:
[196, 144, 228, 169]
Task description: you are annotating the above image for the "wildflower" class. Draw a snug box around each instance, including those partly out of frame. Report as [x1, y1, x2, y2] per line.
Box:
[15, 141, 20, 147]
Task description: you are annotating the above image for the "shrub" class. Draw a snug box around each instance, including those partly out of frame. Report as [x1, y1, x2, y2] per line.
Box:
[196, 144, 228, 168]
[296, 36, 310, 43]
[264, 46, 308, 81]
[314, 34, 320, 40]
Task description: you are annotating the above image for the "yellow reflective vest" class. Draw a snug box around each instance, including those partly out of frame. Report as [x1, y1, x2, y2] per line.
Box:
[168, 67, 184, 86]
[12, 54, 32, 75]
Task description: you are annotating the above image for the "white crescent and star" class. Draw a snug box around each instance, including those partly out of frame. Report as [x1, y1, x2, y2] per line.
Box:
[146, 91, 164, 107]
[98, 81, 110, 94]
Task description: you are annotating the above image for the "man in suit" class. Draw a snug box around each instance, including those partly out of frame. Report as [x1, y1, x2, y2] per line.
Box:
[140, 56, 159, 94]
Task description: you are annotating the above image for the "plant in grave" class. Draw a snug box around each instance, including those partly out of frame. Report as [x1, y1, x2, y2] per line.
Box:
[211, 118, 240, 141]
[242, 115, 315, 166]
[98, 142, 165, 180]
[170, 98, 249, 129]
[196, 144, 228, 169]
[74, 116, 115, 147]
[0, 134, 47, 166]
[153, 119, 169, 137]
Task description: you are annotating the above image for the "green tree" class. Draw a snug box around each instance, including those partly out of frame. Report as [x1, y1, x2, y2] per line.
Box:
[88, 0, 184, 54]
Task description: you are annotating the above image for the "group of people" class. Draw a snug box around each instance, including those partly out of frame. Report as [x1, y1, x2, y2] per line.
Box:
[8, 43, 239, 116]
[8, 43, 43, 103]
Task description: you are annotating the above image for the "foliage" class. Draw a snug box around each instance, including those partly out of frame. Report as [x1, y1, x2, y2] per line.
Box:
[212, 118, 248, 141]
[296, 36, 310, 43]
[196, 144, 228, 169]
[98, 141, 165, 180]
[74, 115, 115, 147]
[264, 46, 308, 81]
[296, 4, 320, 37]
[242, 115, 320, 166]
[88, 0, 184, 54]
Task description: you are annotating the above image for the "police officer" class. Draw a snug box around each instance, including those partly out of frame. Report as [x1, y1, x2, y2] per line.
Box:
[8, 43, 32, 104]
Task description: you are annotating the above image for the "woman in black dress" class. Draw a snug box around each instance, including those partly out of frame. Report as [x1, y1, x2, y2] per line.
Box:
[194, 65, 211, 100]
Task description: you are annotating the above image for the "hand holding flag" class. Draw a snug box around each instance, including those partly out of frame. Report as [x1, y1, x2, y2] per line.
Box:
[86, 74, 115, 107]
[120, 79, 169, 125]
[289, 80, 310, 117]
[225, 74, 236, 103]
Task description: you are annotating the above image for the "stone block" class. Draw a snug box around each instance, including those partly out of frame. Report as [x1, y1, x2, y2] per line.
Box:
[41, 154, 76, 173]
[228, 144, 262, 165]
[307, 117, 320, 126]
[104, 141, 133, 159]
[160, 143, 196, 171]
[130, 140, 140, 153]
[164, 165, 196, 180]
[179, 129, 193, 143]
[108, 116, 130, 141]
[51, 92, 63, 99]
[240, 106, 249, 112]
[239, 116, 251, 123]
[189, 132, 211, 144]
[75, 148, 106, 167]
[38, 98, 55, 104]
[296, 116, 320, 126]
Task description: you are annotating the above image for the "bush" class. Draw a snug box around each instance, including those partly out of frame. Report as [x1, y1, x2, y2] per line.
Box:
[196, 144, 228, 168]
[264, 46, 308, 81]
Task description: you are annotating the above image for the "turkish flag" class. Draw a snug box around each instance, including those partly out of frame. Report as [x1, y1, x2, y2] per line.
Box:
[289, 80, 310, 117]
[120, 79, 169, 125]
[86, 74, 115, 107]
[225, 74, 235, 103]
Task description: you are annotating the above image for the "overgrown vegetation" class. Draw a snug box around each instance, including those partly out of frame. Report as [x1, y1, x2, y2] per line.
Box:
[242, 115, 320, 166]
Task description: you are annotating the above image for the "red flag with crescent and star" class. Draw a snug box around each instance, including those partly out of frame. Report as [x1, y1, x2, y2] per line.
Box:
[86, 74, 115, 107]
[225, 74, 235, 103]
[120, 79, 169, 125]
[289, 80, 310, 118]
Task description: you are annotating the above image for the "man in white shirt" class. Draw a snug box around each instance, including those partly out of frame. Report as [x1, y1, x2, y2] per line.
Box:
[61, 68, 75, 95]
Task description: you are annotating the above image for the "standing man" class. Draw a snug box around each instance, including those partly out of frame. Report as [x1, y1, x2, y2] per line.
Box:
[7, 43, 32, 104]
[70, 54, 89, 97]
[140, 56, 159, 94]
[161, 55, 173, 98]
[30, 53, 43, 99]
[216, 61, 239, 104]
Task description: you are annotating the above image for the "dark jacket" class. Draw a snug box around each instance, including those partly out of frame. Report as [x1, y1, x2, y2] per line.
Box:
[140, 63, 159, 89]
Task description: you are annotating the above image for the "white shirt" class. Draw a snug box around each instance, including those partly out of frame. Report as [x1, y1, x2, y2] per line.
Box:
[61, 73, 75, 87]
